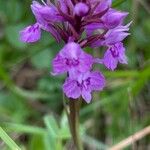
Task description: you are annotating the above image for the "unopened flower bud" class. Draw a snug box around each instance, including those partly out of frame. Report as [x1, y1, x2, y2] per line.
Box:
[74, 2, 89, 17]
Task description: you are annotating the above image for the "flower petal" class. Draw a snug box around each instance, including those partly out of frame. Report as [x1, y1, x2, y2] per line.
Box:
[63, 78, 81, 99]
[103, 48, 118, 70]
[52, 54, 68, 75]
[102, 9, 128, 29]
[89, 71, 106, 91]
[82, 89, 92, 103]
[19, 23, 41, 43]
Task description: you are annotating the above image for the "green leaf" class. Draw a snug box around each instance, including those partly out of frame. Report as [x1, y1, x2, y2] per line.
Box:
[82, 135, 109, 150]
[59, 113, 71, 139]
[29, 135, 45, 150]
[112, 0, 126, 7]
[44, 115, 63, 150]
[2, 123, 46, 135]
[44, 115, 59, 138]
[80, 87, 128, 117]
[5, 0, 23, 22]
[5, 24, 27, 49]
[31, 48, 53, 69]
[131, 67, 150, 96]
[0, 127, 21, 150]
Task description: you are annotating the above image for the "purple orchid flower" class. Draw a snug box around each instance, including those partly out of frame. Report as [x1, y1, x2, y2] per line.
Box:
[19, 1, 62, 43]
[103, 42, 128, 70]
[63, 71, 105, 103]
[19, 0, 131, 103]
[52, 42, 93, 75]
[91, 22, 131, 47]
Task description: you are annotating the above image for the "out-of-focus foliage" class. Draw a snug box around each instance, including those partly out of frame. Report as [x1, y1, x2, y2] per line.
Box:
[0, 0, 150, 149]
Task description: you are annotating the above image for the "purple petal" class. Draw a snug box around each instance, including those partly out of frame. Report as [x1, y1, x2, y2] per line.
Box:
[19, 23, 41, 43]
[103, 48, 118, 70]
[89, 71, 106, 90]
[117, 43, 128, 64]
[58, 0, 74, 13]
[52, 54, 68, 75]
[82, 89, 92, 103]
[91, 23, 131, 47]
[78, 52, 93, 73]
[60, 42, 82, 59]
[94, 0, 112, 13]
[31, 1, 62, 23]
[63, 78, 81, 99]
[104, 24, 131, 45]
[102, 9, 128, 29]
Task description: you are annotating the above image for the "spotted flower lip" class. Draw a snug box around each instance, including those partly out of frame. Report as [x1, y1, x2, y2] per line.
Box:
[52, 42, 93, 75]
[63, 71, 105, 103]
[19, 0, 131, 103]
[103, 42, 128, 70]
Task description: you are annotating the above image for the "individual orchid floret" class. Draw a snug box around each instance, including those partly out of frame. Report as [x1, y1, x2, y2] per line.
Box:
[74, 2, 89, 17]
[52, 42, 93, 75]
[63, 71, 105, 103]
[103, 23, 131, 45]
[20, 1, 62, 43]
[19, 23, 41, 43]
[103, 42, 128, 70]
[91, 22, 131, 47]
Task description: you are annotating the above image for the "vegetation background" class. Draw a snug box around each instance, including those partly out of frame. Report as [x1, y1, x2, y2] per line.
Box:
[0, 0, 150, 149]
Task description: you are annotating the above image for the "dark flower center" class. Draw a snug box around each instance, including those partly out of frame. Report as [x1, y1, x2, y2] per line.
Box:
[77, 77, 91, 90]
[110, 47, 119, 57]
[65, 58, 79, 66]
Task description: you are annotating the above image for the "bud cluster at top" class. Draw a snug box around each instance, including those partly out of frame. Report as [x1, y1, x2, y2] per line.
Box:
[20, 0, 131, 103]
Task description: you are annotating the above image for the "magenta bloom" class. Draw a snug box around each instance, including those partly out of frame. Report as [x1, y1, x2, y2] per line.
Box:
[103, 42, 127, 70]
[19, 0, 131, 103]
[52, 42, 93, 75]
[63, 71, 105, 103]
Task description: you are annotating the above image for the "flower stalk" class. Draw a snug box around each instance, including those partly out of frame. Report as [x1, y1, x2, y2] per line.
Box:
[63, 95, 83, 150]
[68, 99, 83, 150]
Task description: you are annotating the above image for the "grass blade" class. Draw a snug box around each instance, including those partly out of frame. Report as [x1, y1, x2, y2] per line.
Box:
[0, 126, 21, 150]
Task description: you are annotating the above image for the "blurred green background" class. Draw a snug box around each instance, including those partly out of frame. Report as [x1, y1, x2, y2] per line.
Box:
[0, 0, 150, 150]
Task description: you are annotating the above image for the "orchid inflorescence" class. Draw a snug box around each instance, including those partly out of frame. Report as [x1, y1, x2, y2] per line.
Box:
[20, 0, 131, 103]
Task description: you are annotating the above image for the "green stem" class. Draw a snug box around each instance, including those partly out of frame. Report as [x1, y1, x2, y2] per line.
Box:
[63, 96, 82, 150]
[68, 99, 83, 150]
